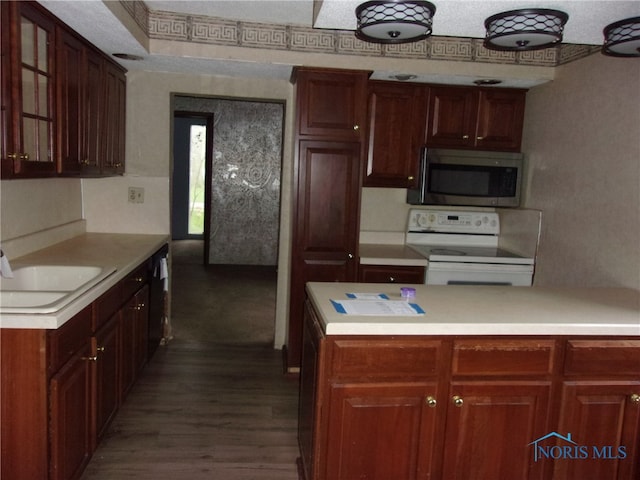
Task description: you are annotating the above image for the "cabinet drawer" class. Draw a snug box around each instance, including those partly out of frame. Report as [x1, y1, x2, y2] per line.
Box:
[48, 305, 92, 374]
[121, 264, 148, 299]
[452, 339, 557, 376]
[358, 265, 425, 284]
[564, 340, 640, 375]
[94, 282, 122, 331]
[331, 339, 442, 379]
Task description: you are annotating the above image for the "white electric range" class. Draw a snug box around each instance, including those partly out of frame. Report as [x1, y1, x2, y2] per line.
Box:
[406, 209, 535, 286]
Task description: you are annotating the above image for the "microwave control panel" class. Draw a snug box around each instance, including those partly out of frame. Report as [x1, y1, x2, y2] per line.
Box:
[408, 209, 499, 235]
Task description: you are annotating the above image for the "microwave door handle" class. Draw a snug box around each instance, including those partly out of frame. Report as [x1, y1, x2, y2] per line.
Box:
[419, 147, 428, 201]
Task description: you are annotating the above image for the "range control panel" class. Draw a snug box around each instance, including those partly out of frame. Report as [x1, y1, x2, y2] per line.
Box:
[408, 209, 500, 235]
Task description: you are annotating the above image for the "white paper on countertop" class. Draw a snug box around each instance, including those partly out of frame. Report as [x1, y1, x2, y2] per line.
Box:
[331, 299, 425, 316]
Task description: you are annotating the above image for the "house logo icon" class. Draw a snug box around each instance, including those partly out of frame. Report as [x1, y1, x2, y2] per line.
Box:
[528, 432, 628, 462]
[528, 432, 577, 462]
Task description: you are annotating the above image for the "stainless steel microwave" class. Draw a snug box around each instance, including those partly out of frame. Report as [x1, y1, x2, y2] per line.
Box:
[407, 148, 524, 207]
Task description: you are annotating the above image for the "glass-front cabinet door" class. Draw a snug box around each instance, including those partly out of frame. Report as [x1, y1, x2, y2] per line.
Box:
[1, 2, 56, 177]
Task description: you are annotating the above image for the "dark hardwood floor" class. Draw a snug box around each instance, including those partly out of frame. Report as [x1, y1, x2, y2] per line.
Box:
[80, 241, 300, 479]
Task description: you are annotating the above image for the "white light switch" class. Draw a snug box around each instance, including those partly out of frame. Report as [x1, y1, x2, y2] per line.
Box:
[128, 187, 145, 204]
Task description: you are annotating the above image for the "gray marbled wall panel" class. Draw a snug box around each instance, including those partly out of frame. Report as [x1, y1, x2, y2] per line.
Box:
[174, 97, 283, 265]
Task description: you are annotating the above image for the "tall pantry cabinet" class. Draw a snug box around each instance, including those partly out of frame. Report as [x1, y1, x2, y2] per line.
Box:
[287, 68, 369, 371]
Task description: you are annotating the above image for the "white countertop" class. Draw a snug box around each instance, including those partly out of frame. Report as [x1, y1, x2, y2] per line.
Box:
[0, 233, 169, 329]
[359, 243, 429, 266]
[306, 282, 640, 336]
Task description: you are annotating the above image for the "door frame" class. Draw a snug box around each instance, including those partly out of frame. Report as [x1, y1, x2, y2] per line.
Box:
[172, 111, 213, 265]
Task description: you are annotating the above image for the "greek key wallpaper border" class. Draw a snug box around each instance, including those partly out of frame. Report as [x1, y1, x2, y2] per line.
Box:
[120, 1, 599, 67]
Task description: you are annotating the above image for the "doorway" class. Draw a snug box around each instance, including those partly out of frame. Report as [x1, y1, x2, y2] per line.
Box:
[171, 112, 213, 264]
[172, 96, 284, 267]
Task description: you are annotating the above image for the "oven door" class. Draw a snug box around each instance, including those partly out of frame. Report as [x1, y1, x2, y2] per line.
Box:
[426, 262, 533, 286]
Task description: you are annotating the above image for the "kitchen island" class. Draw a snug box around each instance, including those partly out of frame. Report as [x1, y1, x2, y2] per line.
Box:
[299, 282, 640, 480]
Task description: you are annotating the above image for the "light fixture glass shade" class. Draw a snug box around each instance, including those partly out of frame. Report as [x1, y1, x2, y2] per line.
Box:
[484, 9, 569, 51]
[355, 0, 436, 44]
[602, 16, 640, 57]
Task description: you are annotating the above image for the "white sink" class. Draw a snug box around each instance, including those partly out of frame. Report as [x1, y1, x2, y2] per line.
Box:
[0, 265, 116, 314]
[0, 291, 68, 308]
[0, 265, 108, 291]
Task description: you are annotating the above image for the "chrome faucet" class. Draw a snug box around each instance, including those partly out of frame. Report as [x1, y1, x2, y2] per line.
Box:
[0, 248, 13, 278]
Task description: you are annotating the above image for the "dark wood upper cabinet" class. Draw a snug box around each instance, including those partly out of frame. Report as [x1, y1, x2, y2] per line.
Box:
[0, 1, 126, 179]
[100, 61, 126, 175]
[1, 1, 57, 178]
[475, 88, 526, 151]
[56, 26, 84, 175]
[364, 81, 427, 188]
[426, 85, 526, 152]
[295, 68, 368, 140]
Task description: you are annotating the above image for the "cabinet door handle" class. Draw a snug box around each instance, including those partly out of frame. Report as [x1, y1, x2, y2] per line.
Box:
[389, 276, 395, 283]
[631, 394, 640, 404]
[426, 396, 437, 408]
[452, 395, 464, 407]
[347, 253, 354, 259]
[408, 176, 414, 181]
[96, 346, 105, 353]
[462, 135, 469, 140]
[130, 303, 145, 310]
[82, 356, 98, 362]
[476, 136, 484, 140]
[353, 125, 359, 131]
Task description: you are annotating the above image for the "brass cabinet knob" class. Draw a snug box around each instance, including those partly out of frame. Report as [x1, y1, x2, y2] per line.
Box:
[96, 346, 105, 352]
[477, 136, 484, 140]
[462, 135, 469, 139]
[20, 153, 29, 160]
[7, 153, 18, 160]
[426, 396, 437, 408]
[353, 125, 359, 131]
[452, 395, 464, 407]
[631, 394, 640, 404]
[389, 276, 395, 283]
[408, 176, 414, 181]
[82, 356, 98, 362]
[348, 253, 354, 259]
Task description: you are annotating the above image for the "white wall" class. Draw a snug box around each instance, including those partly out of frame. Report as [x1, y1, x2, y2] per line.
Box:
[521, 53, 640, 289]
[0, 178, 84, 258]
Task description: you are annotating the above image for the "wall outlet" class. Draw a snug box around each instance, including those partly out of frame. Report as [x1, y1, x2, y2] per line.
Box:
[128, 187, 145, 204]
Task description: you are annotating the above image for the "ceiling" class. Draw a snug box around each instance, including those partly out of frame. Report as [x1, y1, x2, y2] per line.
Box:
[38, 1, 639, 84]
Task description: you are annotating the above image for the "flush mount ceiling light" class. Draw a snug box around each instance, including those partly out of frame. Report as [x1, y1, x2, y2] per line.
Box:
[355, 0, 436, 44]
[484, 9, 569, 51]
[602, 16, 640, 57]
[473, 79, 502, 86]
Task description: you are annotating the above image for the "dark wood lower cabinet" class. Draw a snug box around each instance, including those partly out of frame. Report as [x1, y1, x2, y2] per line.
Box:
[325, 382, 438, 480]
[554, 381, 640, 480]
[299, 301, 640, 480]
[442, 381, 552, 480]
[1, 254, 163, 480]
[49, 345, 93, 480]
[93, 314, 121, 444]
